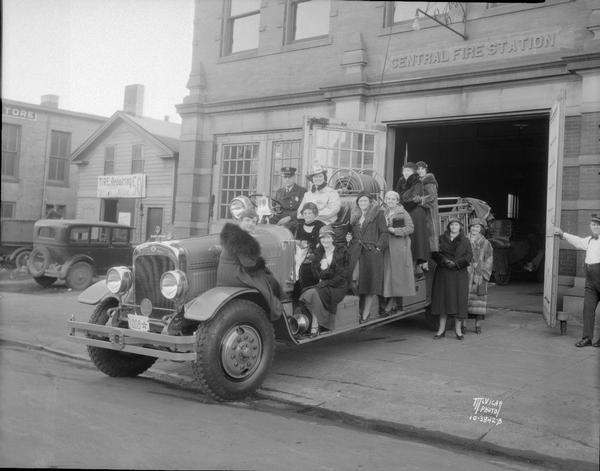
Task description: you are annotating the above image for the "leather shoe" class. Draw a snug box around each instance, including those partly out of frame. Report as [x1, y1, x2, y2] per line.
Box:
[592, 339, 600, 348]
[455, 332, 464, 341]
[575, 337, 592, 347]
[433, 332, 445, 339]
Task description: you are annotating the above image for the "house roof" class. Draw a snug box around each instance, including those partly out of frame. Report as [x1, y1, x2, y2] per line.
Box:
[71, 111, 181, 162]
[2, 98, 108, 122]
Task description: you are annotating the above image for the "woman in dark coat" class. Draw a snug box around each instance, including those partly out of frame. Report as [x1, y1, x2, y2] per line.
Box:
[348, 192, 389, 323]
[293, 202, 324, 298]
[431, 218, 473, 340]
[299, 225, 350, 335]
[396, 162, 430, 269]
[217, 208, 283, 321]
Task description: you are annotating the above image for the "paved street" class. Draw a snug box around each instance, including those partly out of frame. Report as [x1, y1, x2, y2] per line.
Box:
[0, 274, 598, 470]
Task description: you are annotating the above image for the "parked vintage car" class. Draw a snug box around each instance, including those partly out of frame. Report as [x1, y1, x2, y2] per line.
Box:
[0, 219, 35, 269]
[27, 219, 134, 290]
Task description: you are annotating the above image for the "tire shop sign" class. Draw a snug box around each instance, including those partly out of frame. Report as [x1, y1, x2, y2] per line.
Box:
[97, 174, 146, 198]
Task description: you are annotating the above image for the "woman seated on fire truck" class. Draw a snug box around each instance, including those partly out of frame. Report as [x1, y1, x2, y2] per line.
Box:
[217, 208, 283, 321]
[297, 225, 350, 336]
[293, 202, 324, 298]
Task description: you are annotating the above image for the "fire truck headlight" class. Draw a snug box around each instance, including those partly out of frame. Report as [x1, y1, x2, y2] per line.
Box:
[106, 267, 132, 294]
[160, 270, 187, 300]
[229, 196, 252, 219]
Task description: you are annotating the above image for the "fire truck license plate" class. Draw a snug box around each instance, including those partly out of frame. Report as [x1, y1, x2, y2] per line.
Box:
[128, 314, 150, 332]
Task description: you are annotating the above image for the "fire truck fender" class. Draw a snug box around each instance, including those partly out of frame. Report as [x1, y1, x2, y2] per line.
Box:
[77, 280, 114, 305]
[184, 286, 261, 322]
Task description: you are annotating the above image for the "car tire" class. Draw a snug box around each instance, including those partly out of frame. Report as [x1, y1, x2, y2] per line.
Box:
[13, 249, 31, 269]
[66, 261, 95, 290]
[33, 276, 57, 288]
[193, 299, 275, 402]
[28, 247, 51, 277]
[87, 299, 157, 377]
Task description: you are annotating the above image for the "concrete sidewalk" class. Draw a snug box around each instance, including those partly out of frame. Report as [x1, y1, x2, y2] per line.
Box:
[0, 278, 598, 469]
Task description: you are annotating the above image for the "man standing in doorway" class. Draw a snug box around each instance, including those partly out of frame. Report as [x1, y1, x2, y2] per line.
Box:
[555, 214, 600, 347]
[272, 167, 306, 231]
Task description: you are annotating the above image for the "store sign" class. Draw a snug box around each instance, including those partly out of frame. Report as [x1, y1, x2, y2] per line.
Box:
[2, 105, 37, 120]
[387, 30, 560, 72]
[97, 174, 146, 198]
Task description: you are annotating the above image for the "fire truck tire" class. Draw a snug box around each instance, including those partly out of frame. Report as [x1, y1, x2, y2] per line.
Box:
[66, 261, 94, 290]
[33, 276, 57, 288]
[87, 299, 157, 377]
[193, 299, 275, 402]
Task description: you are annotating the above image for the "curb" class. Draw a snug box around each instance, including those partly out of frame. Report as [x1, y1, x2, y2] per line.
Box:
[2, 337, 597, 471]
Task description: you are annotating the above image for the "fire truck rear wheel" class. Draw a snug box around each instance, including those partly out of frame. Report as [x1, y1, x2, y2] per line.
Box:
[193, 299, 275, 402]
[87, 299, 157, 377]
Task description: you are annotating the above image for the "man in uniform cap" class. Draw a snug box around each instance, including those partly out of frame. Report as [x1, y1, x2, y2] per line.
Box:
[271, 167, 306, 230]
[555, 213, 600, 347]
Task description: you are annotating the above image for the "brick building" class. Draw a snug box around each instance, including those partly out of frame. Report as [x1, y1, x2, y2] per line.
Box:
[175, 0, 600, 322]
[1, 95, 106, 220]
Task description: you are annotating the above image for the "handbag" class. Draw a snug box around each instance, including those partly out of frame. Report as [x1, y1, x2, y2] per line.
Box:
[391, 217, 405, 228]
[477, 281, 487, 296]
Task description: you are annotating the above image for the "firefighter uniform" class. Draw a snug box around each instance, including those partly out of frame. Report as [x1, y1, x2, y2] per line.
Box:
[272, 167, 306, 225]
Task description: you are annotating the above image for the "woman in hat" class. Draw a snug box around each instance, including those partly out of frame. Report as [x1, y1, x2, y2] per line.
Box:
[348, 192, 389, 323]
[296, 165, 341, 225]
[298, 225, 350, 336]
[431, 218, 473, 339]
[293, 202, 325, 297]
[396, 162, 431, 271]
[217, 208, 283, 321]
[382, 190, 416, 314]
[466, 218, 494, 334]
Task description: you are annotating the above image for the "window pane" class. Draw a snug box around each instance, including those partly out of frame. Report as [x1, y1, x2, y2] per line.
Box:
[364, 133, 374, 151]
[1, 202, 16, 218]
[112, 228, 130, 244]
[394, 1, 433, 23]
[294, 0, 330, 40]
[2, 124, 19, 151]
[230, 0, 260, 16]
[231, 14, 259, 53]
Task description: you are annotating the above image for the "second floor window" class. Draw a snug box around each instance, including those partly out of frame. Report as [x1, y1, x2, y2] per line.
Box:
[223, 0, 260, 55]
[2, 123, 21, 178]
[48, 130, 71, 183]
[288, 0, 330, 42]
[388, 2, 450, 25]
[131, 144, 144, 173]
[104, 146, 115, 175]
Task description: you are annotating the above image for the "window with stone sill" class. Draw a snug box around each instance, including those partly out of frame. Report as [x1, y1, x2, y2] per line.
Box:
[286, 0, 331, 44]
[48, 130, 71, 183]
[222, 0, 261, 55]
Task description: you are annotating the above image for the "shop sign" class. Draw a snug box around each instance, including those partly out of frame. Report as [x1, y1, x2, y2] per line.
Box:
[387, 30, 560, 72]
[2, 105, 37, 121]
[97, 174, 146, 198]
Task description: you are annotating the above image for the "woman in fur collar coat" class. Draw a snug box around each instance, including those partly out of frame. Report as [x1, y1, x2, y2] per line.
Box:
[396, 162, 431, 267]
[416, 162, 440, 253]
[217, 210, 283, 321]
[348, 193, 389, 322]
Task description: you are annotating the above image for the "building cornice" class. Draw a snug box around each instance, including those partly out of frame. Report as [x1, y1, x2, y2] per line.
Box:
[1, 98, 107, 121]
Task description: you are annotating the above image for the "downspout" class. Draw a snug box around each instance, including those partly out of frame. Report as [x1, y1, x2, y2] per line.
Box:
[40, 114, 52, 218]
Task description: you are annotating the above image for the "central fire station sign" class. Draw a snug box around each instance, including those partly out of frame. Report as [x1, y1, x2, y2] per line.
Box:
[97, 174, 146, 198]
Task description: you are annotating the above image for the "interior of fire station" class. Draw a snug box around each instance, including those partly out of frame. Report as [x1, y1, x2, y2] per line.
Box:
[389, 115, 549, 286]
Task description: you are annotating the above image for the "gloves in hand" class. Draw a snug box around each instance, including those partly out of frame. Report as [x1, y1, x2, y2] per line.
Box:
[443, 259, 457, 269]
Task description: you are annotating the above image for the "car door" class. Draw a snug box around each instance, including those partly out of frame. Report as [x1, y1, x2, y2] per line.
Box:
[109, 227, 133, 268]
[86, 226, 111, 274]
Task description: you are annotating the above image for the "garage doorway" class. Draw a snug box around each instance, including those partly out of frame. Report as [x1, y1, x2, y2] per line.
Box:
[389, 115, 549, 284]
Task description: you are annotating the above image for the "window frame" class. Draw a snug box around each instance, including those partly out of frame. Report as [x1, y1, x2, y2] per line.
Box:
[131, 144, 144, 174]
[217, 142, 260, 219]
[47, 130, 71, 184]
[270, 140, 303, 194]
[222, 0, 261, 56]
[104, 146, 115, 175]
[285, 0, 331, 45]
[1, 201, 16, 218]
[1, 123, 21, 179]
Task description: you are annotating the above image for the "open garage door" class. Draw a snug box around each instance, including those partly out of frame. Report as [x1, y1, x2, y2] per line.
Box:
[543, 91, 566, 328]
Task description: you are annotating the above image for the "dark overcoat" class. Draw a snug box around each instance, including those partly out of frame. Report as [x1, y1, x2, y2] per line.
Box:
[397, 173, 430, 262]
[216, 223, 283, 321]
[310, 245, 350, 314]
[431, 231, 473, 319]
[273, 183, 306, 221]
[421, 173, 440, 252]
[349, 203, 389, 295]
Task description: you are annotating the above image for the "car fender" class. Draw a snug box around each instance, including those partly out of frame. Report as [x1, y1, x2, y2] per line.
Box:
[60, 255, 95, 279]
[184, 286, 260, 322]
[78, 280, 114, 305]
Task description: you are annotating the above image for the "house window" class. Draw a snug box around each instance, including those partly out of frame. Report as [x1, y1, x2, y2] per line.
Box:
[287, 0, 330, 42]
[1, 201, 16, 218]
[2, 123, 21, 178]
[223, 0, 260, 55]
[270, 140, 302, 194]
[131, 144, 144, 173]
[386, 1, 449, 26]
[48, 131, 71, 183]
[104, 146, 115, 175]
[45, 204, 66, 218]
[219, 143, 259, 218]
[312, 129, 375, 173]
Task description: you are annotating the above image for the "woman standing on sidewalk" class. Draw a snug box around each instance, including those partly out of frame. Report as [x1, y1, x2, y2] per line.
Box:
[466, 218, 494, 334]
[431, 218, 473, 340]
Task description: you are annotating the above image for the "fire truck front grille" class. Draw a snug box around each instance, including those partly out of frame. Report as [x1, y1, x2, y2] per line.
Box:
[134, 255, 176, 315]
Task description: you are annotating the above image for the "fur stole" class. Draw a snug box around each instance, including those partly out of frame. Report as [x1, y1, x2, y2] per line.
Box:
[220, 223, 266, 272]
[350, 201, 381, 226]
[398, 173, 421, 192]
[421, 172, 438, 188]
[384, 205, 406, 225]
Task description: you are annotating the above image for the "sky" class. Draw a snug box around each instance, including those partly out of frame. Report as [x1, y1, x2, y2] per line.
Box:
[2, 0, 195, 123]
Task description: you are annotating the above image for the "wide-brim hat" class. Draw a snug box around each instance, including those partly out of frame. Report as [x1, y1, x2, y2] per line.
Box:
[306, 164, 327, 179]
[319, 225, 335, 238]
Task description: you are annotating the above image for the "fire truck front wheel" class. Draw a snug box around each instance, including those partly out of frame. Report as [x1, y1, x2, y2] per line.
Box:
[193, 299, 275, 402]
[87, 299, 157, 377]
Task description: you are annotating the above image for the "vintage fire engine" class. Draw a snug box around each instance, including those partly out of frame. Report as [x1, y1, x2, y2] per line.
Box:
[68, 171, 441, 401]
